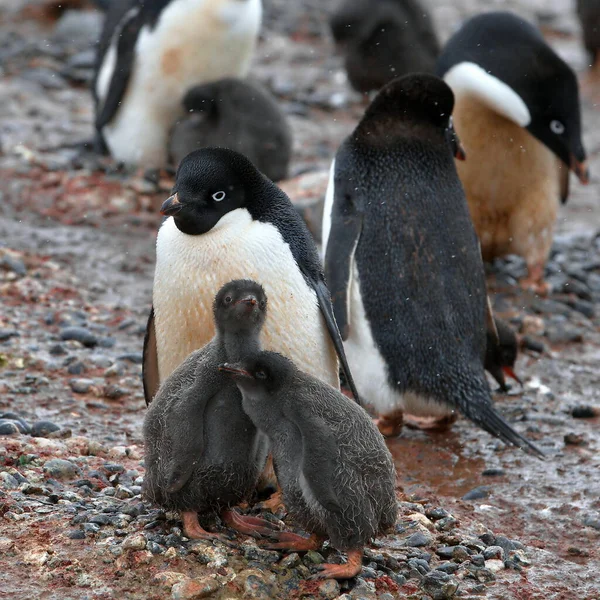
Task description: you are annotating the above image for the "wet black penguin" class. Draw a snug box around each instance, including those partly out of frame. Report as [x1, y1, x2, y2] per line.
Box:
[220, 351, 397, 580]
[92, 0, 262, 167]
[144, 147, 359, 406]
[485, 317, 522, 392]
[436, 11, 588, 292]
[329, 0, 439, 93]
[321, 74, 542, 455]
[169, 78, 292, 180]
[143, 280, 275, 540]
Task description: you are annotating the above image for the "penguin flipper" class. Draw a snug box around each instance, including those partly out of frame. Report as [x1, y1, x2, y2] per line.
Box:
[95, 6, 143, 131]
[310, 277, 362, 406]
[284, 402, 342, 514]
[143, 307, 160, 405]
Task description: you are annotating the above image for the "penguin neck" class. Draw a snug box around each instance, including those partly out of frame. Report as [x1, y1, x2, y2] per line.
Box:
[219, 329, 261, 362]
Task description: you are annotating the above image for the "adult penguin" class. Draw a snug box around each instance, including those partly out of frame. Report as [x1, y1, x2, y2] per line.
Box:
[143, 147, 360, 406]
[436, 11, 588, 293]
[92, 0, 262, 167]
[322, 74, 542, 455]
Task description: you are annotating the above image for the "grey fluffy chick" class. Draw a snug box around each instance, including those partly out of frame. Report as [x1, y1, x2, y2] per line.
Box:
[143, 279, 275, 540]
[221, 351, 397, 580]
[169, 78, 292, 180]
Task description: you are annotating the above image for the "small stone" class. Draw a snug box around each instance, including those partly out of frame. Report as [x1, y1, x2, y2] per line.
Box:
[451, 546, 471, 562]
[408, 557, 430, 576]
[520, 315, 545, 336]
[0, 421, 21, 436]
[243, 574, 273, 599]
[115, 485, 133, 499]
[436, 562, 459, 574]
[60, 327, 98, 348]
[481, 468, 505, 477]
[0, 472, 19, 489]
[67, 361, 86, 375]
[583, 515, 600, 531]
[462, 486, 490, 501]
[43, 458, 81, 480]
[436, 546, 456, 560]
[318, 578, 340, 599]
[422, 570, 459, 599]
[103, 384, 127, 400]
[305, 550, 325, 564]
[67, 530, 86, 540]
[571, 405, 599, 418]
[117, 352, 143, 364]
[31, 421, 61, 437]
[242, 542, 280, 563]
[470, 554, 485, 566]
[435, 517, 458, 531]
[83, 523, 100, 534]
[89, 514, 111, 526]
[564, 432, 585, 445]
[279, 552, 300, 568]
[0, 329, 19, 341]
[69, 379, 93, 394]
[153, 571, 189, 587]
[483, 546, 504, 561]
[485, 559, 505, 573]
[0, 253, 26, 276]
[123, 534, 147, 551]
[405, 531, 433, 547]
[103, 462, 125, 474]
[49, 343, 67, 355]
[147, 541, 164, 554]
[0, 537, 15, 551]
[171, 577, 220, 599]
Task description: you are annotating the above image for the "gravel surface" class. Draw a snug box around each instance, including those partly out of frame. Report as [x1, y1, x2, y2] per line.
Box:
[1, 0, 599, 598]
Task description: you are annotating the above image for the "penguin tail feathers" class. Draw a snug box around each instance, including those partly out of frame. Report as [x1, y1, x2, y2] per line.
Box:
[470, 404, 545, 459]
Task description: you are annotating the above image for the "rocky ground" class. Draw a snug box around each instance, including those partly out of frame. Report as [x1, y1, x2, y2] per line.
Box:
[1, 0, 599, 599]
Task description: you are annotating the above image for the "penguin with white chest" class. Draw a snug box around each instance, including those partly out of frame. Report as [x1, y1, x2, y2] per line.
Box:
[322, 74, 542, 456]
[436, 11, 588, 293]
[143, 147, 360, 406]
[92, 0, 262, 168]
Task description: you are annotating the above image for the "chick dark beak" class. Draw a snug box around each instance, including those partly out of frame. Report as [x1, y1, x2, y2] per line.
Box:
[160, 193, 183, 216]
[218, 363, 253, 378]
[235, 296, 257, 307]
[571, 156, 590, 185]
[502, 366, 522, 386]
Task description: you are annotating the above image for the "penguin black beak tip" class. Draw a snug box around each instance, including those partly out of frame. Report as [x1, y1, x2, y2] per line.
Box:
[160, 193, 183, 216]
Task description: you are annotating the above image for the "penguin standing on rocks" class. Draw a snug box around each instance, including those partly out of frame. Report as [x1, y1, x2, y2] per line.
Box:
[322, 74, 542, 455]
[486, 317, 522, 392]
[143, 280, 276, 540]
[92, 0, 262, 168]
[436, 11, 588, 293]
[329, 0, 439, 94]
[220, 351, 397, 580]
[143, 147, 359, 406]
[169, 78, 292, 179]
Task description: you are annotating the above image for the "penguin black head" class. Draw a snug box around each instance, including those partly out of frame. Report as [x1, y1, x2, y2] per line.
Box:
[161, 148, 252, 235]
[358, 74, 465, 159]
[213, 279, 267, 335]
[219, 351, 293, 396]
[329, 0, 379, 45]
[437, 11, 589, 183]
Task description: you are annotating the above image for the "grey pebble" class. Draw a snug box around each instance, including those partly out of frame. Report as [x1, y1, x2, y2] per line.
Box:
[583, 515, 600, 530]
[483, 546, 505, 560]
[470, 554, 485, 566]
[408, 557, 430, 576]
[481, 468, 505, 477]
[0, 254, 26, 276]
[242, 543, 280, 563]
[60, 327, 98, 348]
[83, 523, 100, 534]
[0, 420, 22, 435]
[146, 541, 163, 554]
[117, 352, 143, 364]
[49, 343, 68, 356]
[279, 552, 300, 569]
[462, 486, 491, 501]
[43, 458, 81, 480]
[0, 472, 20, 489]
[67, 530, 86, 540]
[425, 507, 450, 520]
[89, 514, 111, 526]
[405, 531, 433, 547]
[67, 361, 86, 375]
[436, 562, 459, 574]
[318, 578, 341, 599]
[31, 421, 60, 437]
[0, 329, 19, 341]
[244, 574, 274, 599]
[69, 379, 93, 394]
[422, 570, 459, 600]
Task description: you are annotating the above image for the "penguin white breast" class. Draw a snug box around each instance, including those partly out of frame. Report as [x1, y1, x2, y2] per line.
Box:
[98, 0, 262, 167]
[153, 209, 339, 388]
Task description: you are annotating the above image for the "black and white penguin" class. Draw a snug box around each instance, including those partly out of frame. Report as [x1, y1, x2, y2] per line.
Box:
[143, 147, 359, 405]
[220, 351, 397, 580]
[92, 0, 262, 168]
[169, 78, 292, 180]
[143, 280, 275, 540]
[329, 0, 439, 94]
[436, 11, 588, 292]
[322, 74, 542, 455]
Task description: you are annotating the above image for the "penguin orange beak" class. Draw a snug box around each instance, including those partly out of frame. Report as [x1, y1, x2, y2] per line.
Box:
[160, 193, 183, 216]
[218, 364, 253, 379]
[454, 142, 467, 161]
[570, 156, 589, 184]
[502, 366, 522, 386]
[235, 296, 257, 307]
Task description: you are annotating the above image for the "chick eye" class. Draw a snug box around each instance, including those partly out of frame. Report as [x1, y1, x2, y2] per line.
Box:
[550, 120, 565, 135]
[225, 296, 232, 304]
[259, 300, 266, 308]
[255, 370, 267, 380]
[212, 191, 226, 202]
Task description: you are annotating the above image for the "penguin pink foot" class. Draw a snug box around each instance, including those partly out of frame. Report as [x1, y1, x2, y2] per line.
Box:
[221, 509, 280, 538]
[182, 511, 224, 541]
[374, 409, 404, 437]
[308, 549, 363, 581]
[260, 532, 323, 551]
[521, 263, 550, 296]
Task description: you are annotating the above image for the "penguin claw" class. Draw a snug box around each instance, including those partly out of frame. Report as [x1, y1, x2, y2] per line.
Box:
[221, 509, 281, 538]
[307, 550, 363, 580]
[258, 532, 322, 551]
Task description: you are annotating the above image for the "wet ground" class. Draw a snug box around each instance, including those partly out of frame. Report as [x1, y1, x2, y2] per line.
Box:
[1, 0, 600, 598]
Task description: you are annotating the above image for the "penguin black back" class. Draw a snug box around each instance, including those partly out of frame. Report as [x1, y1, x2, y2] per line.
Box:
[169, 78, 292, 180]
[330, 0, 439, 93]
[436, 11, 586, 175]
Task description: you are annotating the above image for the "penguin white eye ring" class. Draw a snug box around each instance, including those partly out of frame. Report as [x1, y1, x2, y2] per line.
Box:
[225, 296, 233, 304]
[255, 370, 267, 380]
[212, 191, 226, 202]
[550, 120, 565, 135]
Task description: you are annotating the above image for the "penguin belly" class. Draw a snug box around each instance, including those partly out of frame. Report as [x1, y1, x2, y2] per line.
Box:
[153, 210, 339, 387]
[343, 266, 453, 419]
[96, 0, 262, 167]
[452, 93, 564, 270]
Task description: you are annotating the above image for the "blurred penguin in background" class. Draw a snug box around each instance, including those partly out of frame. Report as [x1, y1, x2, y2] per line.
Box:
[577, 0, 600, 88]
[437, 11, 588, 293]
[93, 0, 262, 168]
[169, 78, 292, 180]
[329, 0, 439, 94]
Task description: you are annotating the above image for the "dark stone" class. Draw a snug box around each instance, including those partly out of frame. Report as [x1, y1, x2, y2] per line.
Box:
[117, 353, 143, 364]
[103, 385, 126, 400]
[564, 432, 585, 445]
[521, 336, 545, 353]
[0, 421, 21, 435]
[435, 516, 458, 531]
[583, 515, 600, 530]
[470, 554, 485, 566]
[494, 536, 523, 555]
[407, 557, 430, 576]
[0, 329, 19, 341]
[31, 421, 61, 437]
[572, 405, 599, 419]
[97, 337, 116, 348]
[479, 533, 496, 546]
[436, 547, 457, 560]
[67, 530, 86, 539]
[425, 507, 450, 520]
[43, 458, 81, 480]
[422, 570, 459, 599]
[146, 541, 164, 554]
[462, 486, 491, 501]
[436, 562, 459, 574]
[546, 325, 583, 344]
[481, 469, 505, 477]
[88, 514, 111, 526]
[0, 254, 26, 276]
[49, 343, 68, 356]
[60, 327, 98, 348]
[83, 522, 100, 534]
[103, 463, 125, 474]
[532, 298, 571, 316]
[67, 361, 86, 375]
[405, 531, 433, 547]
[566, 299, 595, 319]
[69, 379, 93, 394]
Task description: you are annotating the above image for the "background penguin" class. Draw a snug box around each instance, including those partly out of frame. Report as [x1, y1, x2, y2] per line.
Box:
[486, 317, 522, 393]
[436, 11, 589, 293]
[92, 0, 262, 168]
[329, 0, 439, 94]
[143, 279, 275, 540]
[143, 147, 360, 406]
[322, 74, 542, 455]
[220, 351, 397, 580]
[169, 78, 292, 180]
[577, 0, 600, 86]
